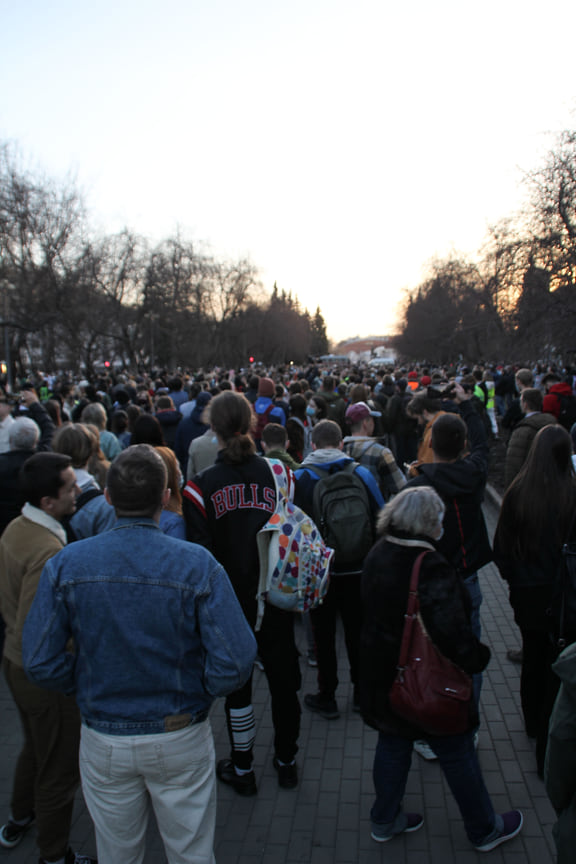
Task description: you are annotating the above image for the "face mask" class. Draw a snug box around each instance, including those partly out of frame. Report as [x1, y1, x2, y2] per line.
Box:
[306, 405, 316, 417]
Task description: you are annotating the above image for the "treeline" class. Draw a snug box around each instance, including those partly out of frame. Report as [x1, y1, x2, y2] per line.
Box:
[395, 130, 576, 366]
[0, 143, 329, 377]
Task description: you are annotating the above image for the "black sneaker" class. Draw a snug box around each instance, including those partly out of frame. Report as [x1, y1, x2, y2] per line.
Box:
[0, 813, 35, 848]
[304, 692, 340, 719]
[474, 810, 523, 852]
[63, 849, 98, 864]
[273, 757, 298, 789]
[216, 758, 257, 796]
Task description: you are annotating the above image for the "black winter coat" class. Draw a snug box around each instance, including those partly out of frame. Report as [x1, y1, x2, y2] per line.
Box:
[359, 538, 490, 737]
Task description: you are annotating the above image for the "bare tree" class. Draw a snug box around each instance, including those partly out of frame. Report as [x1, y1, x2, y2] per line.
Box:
[0, 143, 86, 373]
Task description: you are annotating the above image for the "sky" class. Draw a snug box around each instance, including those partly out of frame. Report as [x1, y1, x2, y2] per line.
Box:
[2, 0, 576, 345]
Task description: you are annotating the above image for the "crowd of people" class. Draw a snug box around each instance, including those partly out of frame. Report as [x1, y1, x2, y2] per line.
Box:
[1, 358, 576, 862]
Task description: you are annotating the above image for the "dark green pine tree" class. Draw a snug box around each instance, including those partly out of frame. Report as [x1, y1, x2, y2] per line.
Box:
[310, 306, 329, 355]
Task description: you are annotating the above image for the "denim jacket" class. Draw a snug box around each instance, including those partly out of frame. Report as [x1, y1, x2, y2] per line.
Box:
[22, 518, 257, 735]
[69, 488, 117, 540]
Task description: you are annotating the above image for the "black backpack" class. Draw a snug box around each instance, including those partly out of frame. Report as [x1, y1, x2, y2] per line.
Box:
[556, 393, 576, 432]
[310, 462, 374, 572]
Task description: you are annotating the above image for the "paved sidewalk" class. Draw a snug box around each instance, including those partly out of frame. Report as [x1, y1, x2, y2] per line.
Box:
[0, 502, 558, 863]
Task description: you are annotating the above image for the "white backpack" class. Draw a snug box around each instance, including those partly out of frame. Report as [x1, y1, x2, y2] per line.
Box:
[255, 459, 333, 630]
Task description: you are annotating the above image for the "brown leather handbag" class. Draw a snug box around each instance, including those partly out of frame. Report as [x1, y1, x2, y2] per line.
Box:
[388, 551, 472, 736]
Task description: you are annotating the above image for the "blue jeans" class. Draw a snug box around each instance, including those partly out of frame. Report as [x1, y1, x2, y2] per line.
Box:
[372, 732, 499, 845]
[464, 572, 482, 710]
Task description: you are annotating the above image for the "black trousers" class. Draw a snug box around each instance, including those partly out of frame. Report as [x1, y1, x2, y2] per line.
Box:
[225, 604, 301, 769]
[520, 628, 560, 774]
[310, 572, 362, 699]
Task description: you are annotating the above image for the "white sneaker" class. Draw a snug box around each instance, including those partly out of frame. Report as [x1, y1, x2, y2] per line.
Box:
[413, 740, 437, 760]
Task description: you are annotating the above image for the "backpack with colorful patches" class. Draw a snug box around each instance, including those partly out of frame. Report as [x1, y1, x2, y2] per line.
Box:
[256, 459, 333, 630]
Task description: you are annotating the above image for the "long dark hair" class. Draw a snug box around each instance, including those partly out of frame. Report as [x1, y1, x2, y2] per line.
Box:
[496, 424, 576, 559]
[210, 391, 255, 464]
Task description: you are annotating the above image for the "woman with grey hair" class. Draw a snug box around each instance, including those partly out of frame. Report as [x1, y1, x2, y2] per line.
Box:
[359, 487, 523, 852]
[80, 402, 122, 462]
[376, 484, 444, 538]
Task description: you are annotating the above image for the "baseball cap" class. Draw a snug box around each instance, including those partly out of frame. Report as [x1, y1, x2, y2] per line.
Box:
[345, 401, 381, 423]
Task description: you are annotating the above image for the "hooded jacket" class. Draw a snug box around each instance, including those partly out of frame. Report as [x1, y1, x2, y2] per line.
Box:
[294, 449, 384, 574]
[406, 401, 492, 576]
[154, 408, 182, 449]
[253, 396, 286, 427]
[543, 382, 574, 421]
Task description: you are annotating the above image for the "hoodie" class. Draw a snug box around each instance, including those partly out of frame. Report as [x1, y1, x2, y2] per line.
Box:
[253, 396, 286, 427]
[294, 450, 384, 573]
[543, 381, 574, 421]
[406, 401, 492, 575]
[295, 450, 384, 516]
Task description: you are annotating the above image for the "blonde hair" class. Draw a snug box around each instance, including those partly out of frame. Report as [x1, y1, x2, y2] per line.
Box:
[155, 446, 183, 515]
[82, 423, 110, 488]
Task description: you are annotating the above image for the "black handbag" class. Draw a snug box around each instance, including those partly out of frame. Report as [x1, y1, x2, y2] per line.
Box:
[388, 551, 472, 736]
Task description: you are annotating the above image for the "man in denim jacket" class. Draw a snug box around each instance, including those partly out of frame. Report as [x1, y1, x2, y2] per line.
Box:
[23, 445, 257, 864]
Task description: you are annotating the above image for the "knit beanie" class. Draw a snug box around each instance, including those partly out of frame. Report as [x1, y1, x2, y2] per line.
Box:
[258, 377, 275, 398]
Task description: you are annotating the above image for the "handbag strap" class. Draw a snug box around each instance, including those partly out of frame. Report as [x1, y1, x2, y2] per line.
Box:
[396, 551, 428, 669]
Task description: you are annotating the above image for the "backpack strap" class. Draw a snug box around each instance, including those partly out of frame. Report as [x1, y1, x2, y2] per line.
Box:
[76, 487, 104, 509]
[306, 460, 358, 480]
[266, 459, 293, 503]
[61, 487, 103, 543]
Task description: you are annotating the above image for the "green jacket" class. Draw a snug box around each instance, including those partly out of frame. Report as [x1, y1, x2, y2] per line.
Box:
[264, 449, 301, 473]
[545, 642, 576, 864]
